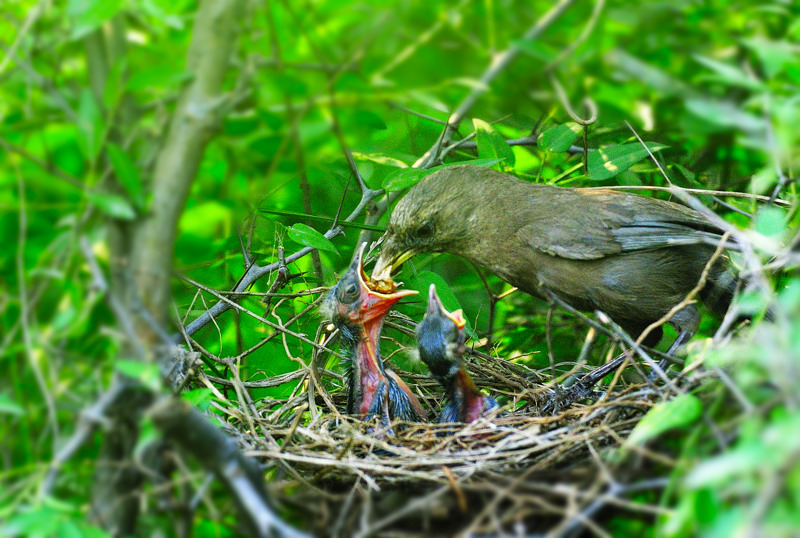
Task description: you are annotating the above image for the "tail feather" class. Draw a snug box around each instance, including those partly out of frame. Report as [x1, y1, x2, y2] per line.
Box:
[701, 264, 737, 317]
[703, 263, 774, 322]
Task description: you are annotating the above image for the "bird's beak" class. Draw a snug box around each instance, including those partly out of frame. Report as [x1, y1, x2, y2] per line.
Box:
[372, 243, 415, 281]
[427, 284, 466, 330]
[353, 243, 417, 324]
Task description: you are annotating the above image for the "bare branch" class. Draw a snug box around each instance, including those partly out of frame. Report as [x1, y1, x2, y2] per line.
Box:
[134, 0, 246, 332]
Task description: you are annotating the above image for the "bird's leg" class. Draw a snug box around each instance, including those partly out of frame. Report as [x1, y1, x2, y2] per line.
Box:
[646, 305, 700, 381]
[540, 351, 633, 415]
[646, 329, 693, 382]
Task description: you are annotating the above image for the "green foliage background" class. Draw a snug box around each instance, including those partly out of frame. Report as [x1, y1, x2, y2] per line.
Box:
[1, 0, 798, 536]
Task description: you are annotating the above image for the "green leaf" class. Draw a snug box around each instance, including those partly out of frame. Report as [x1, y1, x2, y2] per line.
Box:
[686, 442, 765, 487]
[352, 153, 411, 168]
[628, 393, 702, 445]
[693, 55, 766, 92]
[182, 388, 215, 411]
[538, 123, 582, 152]
[0, 507, 61, 536]
[382, 159, 505, 192]
[57, 520, 87, 538]
[287, 223, 338, 254]
[133, 417, 160, 462]
[140, 0, 185, 30]
[179, 201, 232, 237]
[352, 110, 387, 130]
[436, 158, 503, 169]
[273, 73, 307, 96]
[587, 142, 668, 180]
[0, 394, 24, 416]
[67, 0, 123, 39]
[103, 59, 126, 110]
[106, 144, 145, 210]
[742, 37, 798, 78]
[473, 118, 515, 171]
[750, 167, 777, 194]
[511, 38, 559, 62]
[732, 290, 770, 319]
[605, 49, 686, 96]
[382, 168, 430, 192]
[671, 163, 696, 183]
[452, 78, 489, 91]
[685, 99, 764, 133]
[127, 67, 193, 92]
[76, 89, 104, 161]
[86, 191, 137, 220]
[754, 206, 787, 238]
[115, 360, 161, 391]
[260, 210, 385, 232]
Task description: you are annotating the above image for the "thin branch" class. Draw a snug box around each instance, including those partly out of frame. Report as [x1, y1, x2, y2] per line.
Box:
[177, 183, 383, 340]
[0, 136, 85, 189]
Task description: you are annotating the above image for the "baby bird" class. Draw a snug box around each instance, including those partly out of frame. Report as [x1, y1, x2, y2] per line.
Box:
[322, 244, 424, 429]
[417, 285, 498, 423]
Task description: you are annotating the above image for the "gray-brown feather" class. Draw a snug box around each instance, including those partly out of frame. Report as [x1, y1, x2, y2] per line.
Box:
[383, 165, 737, 341]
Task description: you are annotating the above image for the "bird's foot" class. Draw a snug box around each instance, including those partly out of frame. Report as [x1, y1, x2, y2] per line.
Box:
[540, 383, 601, 415]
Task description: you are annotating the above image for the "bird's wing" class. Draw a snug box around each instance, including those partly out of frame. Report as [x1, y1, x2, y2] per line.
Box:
[519, 190, 723, 260]
[611, 222, 725, 251]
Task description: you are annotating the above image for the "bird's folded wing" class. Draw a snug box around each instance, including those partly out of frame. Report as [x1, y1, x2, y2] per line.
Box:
[611, 223, 727, 251]
[520, 224, 620, 260]
[518, 195, 724, 261]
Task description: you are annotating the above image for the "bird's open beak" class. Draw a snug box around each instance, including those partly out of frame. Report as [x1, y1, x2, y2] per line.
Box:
[372, 246, 415, 281]
[427, 284, 466, 330]
[353, 244, 418, 324]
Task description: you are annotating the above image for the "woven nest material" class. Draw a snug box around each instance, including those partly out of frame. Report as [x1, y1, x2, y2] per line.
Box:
[202, 301, 681, 537]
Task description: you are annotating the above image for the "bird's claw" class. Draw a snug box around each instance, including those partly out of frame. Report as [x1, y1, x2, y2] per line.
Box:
[540, 383, 600, 415]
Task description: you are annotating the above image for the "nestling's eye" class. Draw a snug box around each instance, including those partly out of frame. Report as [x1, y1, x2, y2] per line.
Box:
[338, 278, 359, 303]
[416, 219, 435, 239]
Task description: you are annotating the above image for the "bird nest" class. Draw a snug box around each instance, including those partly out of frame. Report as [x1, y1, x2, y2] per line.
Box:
[204, 305, 677, 536]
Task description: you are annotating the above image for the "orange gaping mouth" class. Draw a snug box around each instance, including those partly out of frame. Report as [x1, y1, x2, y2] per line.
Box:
[353, 243, 418, 324]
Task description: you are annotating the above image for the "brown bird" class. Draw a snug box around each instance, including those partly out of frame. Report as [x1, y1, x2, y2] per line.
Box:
[373, 165, 736, 385]
[323, 244, 425, 429]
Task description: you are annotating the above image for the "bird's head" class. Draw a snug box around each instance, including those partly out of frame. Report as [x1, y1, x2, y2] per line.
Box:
[416, 284, 466, 381]
[322, 243, 418, 338]
[373, 167, 479, 280]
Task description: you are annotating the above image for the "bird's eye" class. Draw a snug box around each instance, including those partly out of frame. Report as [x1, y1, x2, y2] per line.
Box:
[416, 220, 435, 239]
[338, 279, 359, 302]
[345, 283, 358, 297]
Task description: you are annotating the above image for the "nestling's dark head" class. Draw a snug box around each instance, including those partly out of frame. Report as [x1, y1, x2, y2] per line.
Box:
[416, 284, 466, 381]
[373, 166, 484, 279]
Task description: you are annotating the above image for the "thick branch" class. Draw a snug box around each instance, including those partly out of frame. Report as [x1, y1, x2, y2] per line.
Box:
[133, 0, 245, 334]
[149, 398, 311, 538]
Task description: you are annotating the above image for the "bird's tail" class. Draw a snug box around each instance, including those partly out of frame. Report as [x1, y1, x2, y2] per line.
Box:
[701, 261, 738, 317]
[702, 260, 774, 322]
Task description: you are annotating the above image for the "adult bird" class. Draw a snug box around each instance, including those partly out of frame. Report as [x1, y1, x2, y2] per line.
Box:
[322, 244, 425, 429]
[417, 285, 498, 424]
[373, 165, 737, 384]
